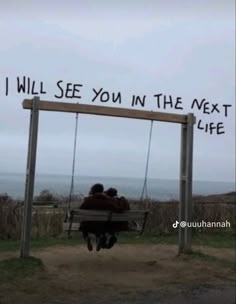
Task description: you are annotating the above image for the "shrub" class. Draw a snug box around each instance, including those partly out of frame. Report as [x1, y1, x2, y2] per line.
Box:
[34, 189, 57, 202]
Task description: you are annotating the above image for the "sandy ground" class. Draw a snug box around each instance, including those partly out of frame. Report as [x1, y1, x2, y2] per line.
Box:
[0, 244, 235, 304]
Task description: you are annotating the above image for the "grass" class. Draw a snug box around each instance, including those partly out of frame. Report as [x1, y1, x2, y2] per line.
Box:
[0, 231, 235, 252]
[119, 231, 236, 248]
[119, 232, 178, 244]
[178, 250, 236, 272]
[0, 236, 84, 252]
[0, 256, 44, 284]
[191, 231, 236, 248]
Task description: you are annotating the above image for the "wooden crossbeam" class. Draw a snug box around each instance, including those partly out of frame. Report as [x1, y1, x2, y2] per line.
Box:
[22, 99, 192, 124]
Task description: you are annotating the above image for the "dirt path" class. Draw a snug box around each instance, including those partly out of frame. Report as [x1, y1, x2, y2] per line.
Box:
[0, 244, 235, 303]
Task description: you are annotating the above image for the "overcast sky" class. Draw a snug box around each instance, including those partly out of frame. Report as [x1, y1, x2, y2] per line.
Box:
[0, 0, 235, 182]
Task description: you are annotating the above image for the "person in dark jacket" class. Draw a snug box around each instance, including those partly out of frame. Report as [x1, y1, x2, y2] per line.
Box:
[104, 187, 130, 210]
[79, 183, 123, 251]
[104, 188, 130, 239]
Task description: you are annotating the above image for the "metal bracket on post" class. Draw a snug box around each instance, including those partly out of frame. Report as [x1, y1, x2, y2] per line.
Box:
[20, 97, 40, 258]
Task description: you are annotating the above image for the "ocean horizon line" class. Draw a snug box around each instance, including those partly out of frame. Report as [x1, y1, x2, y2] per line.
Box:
[1, 171, 235, 185]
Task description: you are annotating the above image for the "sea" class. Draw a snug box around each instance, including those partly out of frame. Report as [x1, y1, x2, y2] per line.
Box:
[0, 173, 235, 201]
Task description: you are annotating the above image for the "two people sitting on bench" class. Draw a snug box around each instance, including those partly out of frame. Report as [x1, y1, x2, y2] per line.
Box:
[79, 183, 130, 251]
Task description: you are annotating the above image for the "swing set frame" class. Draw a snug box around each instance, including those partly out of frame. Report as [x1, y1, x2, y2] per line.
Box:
[20, 97, 195, 257]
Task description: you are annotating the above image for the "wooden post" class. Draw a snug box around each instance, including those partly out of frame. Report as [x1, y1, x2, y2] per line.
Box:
[20, 97, 40, 258]
[184, 113, 194, 252]
[178, 123, 187, 253]
[178, 114, 194, 253]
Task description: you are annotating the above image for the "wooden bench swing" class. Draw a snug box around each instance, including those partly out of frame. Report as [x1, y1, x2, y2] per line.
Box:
[63, 113, 152, 237]
[63, 209, 149, 236]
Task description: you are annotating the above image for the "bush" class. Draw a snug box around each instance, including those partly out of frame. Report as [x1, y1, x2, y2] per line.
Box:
[0, 193, 13, 204]
[34, 189, 57, 202]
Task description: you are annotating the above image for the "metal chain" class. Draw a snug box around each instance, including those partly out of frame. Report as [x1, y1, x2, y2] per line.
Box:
[68, 112, 79, 210]
[140, 120, 153, 204]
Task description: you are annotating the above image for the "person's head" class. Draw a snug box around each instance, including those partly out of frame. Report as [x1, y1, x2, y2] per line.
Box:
[104, 187, 118, 198]
[89, 183, 104, 195]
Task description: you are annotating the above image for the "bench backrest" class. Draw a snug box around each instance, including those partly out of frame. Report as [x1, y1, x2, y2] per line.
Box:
[70, 209, 149, 222]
